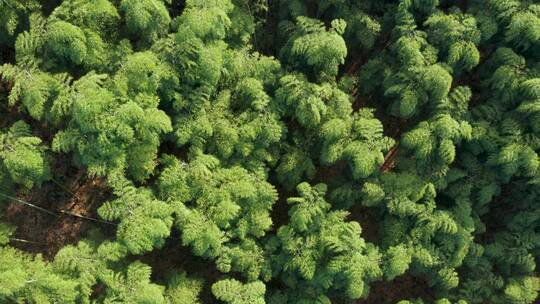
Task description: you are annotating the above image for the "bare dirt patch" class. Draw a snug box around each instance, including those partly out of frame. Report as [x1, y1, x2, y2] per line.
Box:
[357, 274, 436, 304]
[3, 159, 112, 259]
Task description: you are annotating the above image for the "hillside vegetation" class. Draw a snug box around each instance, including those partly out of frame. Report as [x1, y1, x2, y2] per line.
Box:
[1, 0, 540, 303]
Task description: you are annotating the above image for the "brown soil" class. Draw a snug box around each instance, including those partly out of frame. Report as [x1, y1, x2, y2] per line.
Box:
[313, 160, 348, 184]
[138, 233, 222, 304]
[4, 196, 53, 254]
[347, 204, 380, 244]
[269, 183, 294, 230]
[0, 99, 28, 131]
[4, 159, 111, 260]
[44, 174, 109, 258]
[358, 274, 436, 304]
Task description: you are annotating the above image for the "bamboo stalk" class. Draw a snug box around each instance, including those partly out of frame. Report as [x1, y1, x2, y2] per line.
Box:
[10, 237, 47, 246]
[0, 192, 115, 225]
[0, 192, 59, 217]
[58, 209, 116, 226]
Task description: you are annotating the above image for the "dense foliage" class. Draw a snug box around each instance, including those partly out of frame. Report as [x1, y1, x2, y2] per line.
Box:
[1, 0, 540, 303]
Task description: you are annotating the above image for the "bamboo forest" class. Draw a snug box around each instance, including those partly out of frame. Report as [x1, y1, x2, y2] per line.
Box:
[1, 0, 540, 303]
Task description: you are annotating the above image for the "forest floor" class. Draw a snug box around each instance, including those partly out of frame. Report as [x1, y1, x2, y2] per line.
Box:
[4, 157, 112, 259]
[138, 232, 224, 303]
[356, 274, 436, 304]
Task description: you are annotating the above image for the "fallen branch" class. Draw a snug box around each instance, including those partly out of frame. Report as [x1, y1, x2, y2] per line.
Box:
[380, 144, 399, 172]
